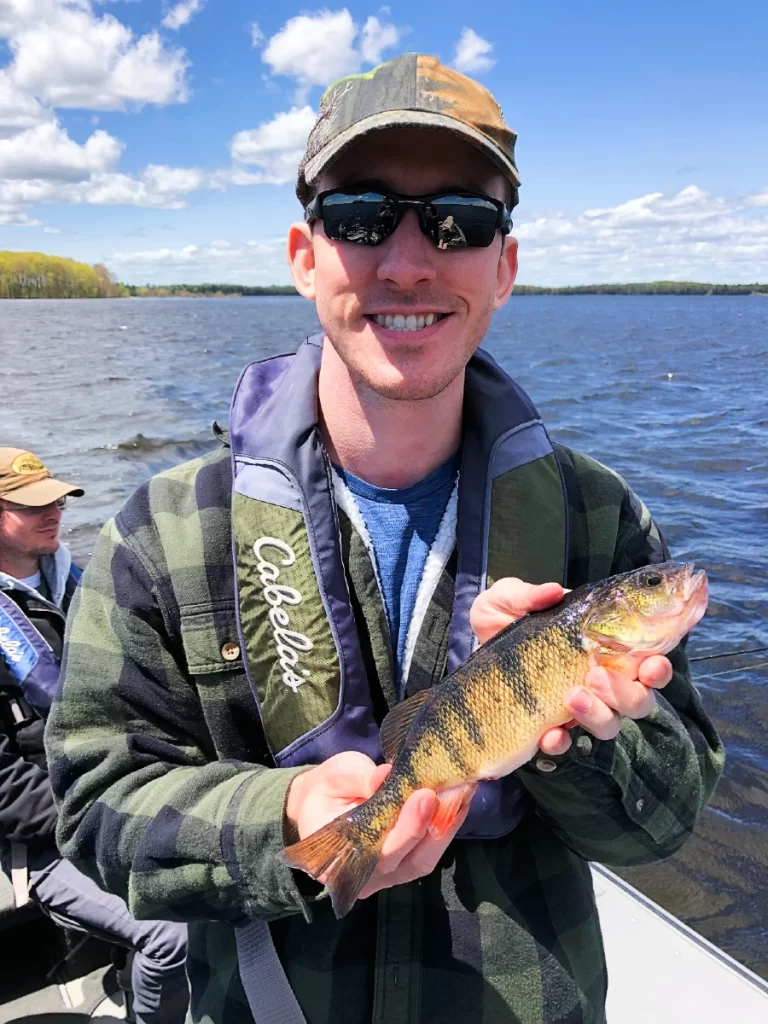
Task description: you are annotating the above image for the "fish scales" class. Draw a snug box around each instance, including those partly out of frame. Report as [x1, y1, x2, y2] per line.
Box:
[281, 561, 709, 918]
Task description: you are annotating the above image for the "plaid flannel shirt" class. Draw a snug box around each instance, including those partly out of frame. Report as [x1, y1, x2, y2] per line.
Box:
[45, 440, 723, 1024]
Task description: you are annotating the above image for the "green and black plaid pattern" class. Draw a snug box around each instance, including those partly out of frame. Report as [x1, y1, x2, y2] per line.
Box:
[45, 439, 723, 1024]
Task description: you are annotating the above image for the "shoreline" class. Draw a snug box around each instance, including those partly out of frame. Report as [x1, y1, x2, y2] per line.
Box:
[2, 285, 768, 299]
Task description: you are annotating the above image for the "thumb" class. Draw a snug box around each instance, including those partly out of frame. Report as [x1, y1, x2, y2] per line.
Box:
[493, 579, 565, 617]
[365, 763, 392, 799]
[322, 750, 378, 794]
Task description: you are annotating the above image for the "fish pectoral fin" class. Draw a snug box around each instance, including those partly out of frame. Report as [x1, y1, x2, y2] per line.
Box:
[588, 632, 633, 653]
[380, 689, 432, 763]
[428, 783, 477, 840]
[593, 650, 645, 675]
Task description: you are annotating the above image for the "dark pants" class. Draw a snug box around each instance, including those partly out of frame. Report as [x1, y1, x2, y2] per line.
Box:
[27, 849, 188, 1024]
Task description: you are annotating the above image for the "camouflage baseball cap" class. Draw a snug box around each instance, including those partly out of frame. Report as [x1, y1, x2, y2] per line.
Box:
[297, 53, 520, 206]
[0, 447, 83, 507]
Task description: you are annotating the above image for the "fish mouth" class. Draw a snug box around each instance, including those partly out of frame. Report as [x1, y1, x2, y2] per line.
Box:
[678, 563, 709, 633]
[683, 564, 707, 601]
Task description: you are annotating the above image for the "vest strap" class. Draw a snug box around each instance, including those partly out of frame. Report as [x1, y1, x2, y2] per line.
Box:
[235, 919, 307, 1024]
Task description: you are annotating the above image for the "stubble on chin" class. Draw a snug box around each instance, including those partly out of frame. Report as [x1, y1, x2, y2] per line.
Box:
[323, 329, 477, 404]
[30, 538, 60, 558]
[364, 366, 462, 403]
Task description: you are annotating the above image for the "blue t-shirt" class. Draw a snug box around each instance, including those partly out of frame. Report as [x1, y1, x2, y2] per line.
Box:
[337, 455, 458, 690]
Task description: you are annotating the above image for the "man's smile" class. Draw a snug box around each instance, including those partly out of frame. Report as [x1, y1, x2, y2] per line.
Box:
[364, 311, 453, 335]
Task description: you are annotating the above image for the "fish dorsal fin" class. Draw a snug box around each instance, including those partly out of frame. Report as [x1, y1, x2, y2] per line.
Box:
[380, 690, 432, 764]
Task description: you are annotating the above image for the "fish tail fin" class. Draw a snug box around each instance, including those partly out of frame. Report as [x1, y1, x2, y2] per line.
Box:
[281, 816, 382, 919]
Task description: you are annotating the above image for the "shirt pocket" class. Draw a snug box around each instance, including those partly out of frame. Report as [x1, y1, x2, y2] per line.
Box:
[178, 601, 244, 676]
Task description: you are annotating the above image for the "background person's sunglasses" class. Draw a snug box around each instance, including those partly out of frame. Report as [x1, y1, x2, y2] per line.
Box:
[305, 188, 513, 250]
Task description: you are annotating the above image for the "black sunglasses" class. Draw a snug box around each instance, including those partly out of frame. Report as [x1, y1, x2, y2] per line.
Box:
[305, 188, 512, 250]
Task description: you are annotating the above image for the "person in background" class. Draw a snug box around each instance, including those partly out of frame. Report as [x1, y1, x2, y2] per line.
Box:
[46, 54, 723, 1024]
[0, 447, 188, 1024]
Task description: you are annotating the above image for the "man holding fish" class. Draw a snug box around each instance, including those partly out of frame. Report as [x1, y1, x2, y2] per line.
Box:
[45, 54, 723, 1024]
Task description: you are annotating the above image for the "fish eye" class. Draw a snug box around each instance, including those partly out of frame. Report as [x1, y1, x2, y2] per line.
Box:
[643, 571, 663, 588]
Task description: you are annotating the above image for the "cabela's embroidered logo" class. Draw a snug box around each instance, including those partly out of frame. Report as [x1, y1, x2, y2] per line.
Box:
[253, 537, 313, 692]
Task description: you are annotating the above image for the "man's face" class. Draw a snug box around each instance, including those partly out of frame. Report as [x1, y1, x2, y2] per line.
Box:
[0, 500, 62, 563]
[290, 128, 518, 401]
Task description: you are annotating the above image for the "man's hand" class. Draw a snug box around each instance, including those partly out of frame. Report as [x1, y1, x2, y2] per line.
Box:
[470, 577, 674, 755]
[285, 751, 471, 899]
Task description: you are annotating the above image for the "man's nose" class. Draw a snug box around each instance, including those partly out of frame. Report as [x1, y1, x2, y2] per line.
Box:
[376, 210, 437, 289]
[40, 504, 62, 525]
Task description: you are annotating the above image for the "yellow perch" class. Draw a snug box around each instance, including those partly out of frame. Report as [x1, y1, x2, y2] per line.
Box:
[281, 561, 709, 918]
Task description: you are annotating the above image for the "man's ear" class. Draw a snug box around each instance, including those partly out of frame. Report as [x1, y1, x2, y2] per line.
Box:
[288, 221, 316, 300]
[493, 235, 518, 310]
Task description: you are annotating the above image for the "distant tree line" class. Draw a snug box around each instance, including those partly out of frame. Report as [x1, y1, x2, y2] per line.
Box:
[121, 283, 298, 297]
[513, 281, 768, 295]
[0, 252, 297, 299]
[2, 252, 767, 298]
[0, 251, 121, 298]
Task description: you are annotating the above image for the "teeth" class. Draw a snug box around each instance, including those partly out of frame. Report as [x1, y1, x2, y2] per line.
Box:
[372, 313, 443, 332]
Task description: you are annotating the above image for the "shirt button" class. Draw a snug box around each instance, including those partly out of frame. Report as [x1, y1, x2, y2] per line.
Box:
[635, 798, 645, 813]
[535, 757, 558, 773]
[576, 735, 593, 757]
[221, 642, 241, 662]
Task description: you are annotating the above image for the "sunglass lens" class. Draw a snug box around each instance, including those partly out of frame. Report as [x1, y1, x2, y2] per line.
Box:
[428, 196, 500, 249]
[322, 192, 396, 245]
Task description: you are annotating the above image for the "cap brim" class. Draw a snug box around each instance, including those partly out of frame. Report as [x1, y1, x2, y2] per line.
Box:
[303, 109, 521, 190]
[4, 478, 84, 506]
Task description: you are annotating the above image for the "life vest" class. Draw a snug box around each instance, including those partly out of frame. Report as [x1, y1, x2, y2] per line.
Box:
[0, 560, 81, 718]
[228, 336, 569, 840]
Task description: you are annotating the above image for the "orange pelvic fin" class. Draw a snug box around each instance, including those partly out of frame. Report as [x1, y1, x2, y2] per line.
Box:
[281, 815, 381, 919]
[428, 783, 477, 839]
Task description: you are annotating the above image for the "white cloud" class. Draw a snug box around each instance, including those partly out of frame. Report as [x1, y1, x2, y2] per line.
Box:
[250, 21, 264, 48]
[359, 16, 399, 65]
[744, 188, 768, 208]
[0, 70, 50, 138]
[262, 8, 400, 100]
[227, 105, 316, 185]
[161, 0, 204, 31]
[0, 121, 123, 180]
[1, 0, 189, 110]
[452, 27, 495, 74]
[113, 243, 202, 265]
[0, 201, 41, 226]
[109, 237, 289, 284]
[141, 163, 204, 195]
[514, 184, 768, 285]
[82, 166, 202, 207]
[0, 162, 205, 213]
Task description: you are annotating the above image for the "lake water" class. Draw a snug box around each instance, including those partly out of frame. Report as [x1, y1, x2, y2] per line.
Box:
[1, 294, 766, 979]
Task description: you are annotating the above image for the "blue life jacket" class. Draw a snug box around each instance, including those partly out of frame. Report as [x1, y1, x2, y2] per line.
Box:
[0, 556, 82, 718]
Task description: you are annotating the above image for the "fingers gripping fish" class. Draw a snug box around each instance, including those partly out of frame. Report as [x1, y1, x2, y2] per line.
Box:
[281, 562, 708, 918]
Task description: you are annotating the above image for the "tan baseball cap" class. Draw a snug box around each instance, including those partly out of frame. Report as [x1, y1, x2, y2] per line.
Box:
[0, 448, 84, 507]
[297, 53, 520, 207]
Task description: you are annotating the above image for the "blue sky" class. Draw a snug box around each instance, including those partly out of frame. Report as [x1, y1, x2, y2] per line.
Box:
[1, 0, 766, 285]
